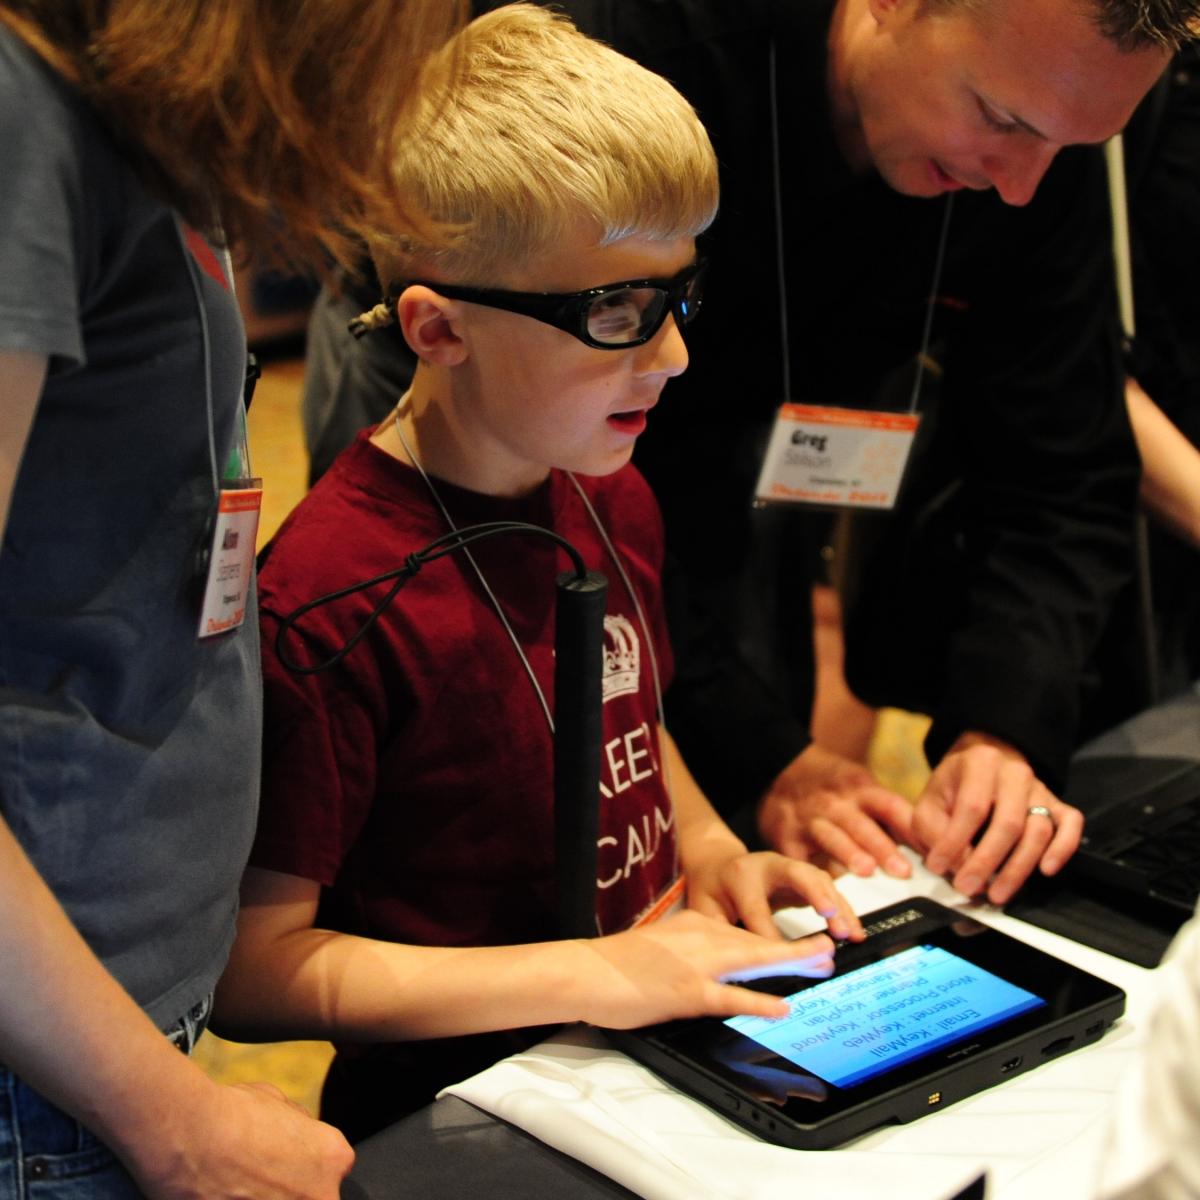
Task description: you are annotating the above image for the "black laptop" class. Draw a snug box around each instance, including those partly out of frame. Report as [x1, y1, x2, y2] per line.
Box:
[1063, 753, 1200, 922]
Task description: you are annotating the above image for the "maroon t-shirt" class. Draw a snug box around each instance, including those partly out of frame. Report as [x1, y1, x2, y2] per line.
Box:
[254, 431, 680, 956]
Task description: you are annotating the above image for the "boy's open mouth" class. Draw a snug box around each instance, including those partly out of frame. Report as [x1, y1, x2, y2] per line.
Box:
[607, 408, 648, 434]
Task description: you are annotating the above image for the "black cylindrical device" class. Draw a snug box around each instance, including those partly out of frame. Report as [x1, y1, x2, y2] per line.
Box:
[553, 568, 608, 940]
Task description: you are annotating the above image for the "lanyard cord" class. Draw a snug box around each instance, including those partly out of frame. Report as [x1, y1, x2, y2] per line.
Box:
[565, 472, 675, 809]
[273, 516, 585, 677]
[768, 39, 954, 414]
[275, 400, 676, 815]
[398, 413, 681, 901]
[273, 396, 588, 683]
[768, 38, 793, 402]
[909, 193, 955, 414]
[565, 474, 668, 731]
[392, 407, 558, 733]
[394, 405, 670, 754]
[175, 218, 220, 500]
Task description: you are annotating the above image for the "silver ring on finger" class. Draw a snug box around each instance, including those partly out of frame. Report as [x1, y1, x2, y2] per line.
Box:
[1026, 803, 1054, 827]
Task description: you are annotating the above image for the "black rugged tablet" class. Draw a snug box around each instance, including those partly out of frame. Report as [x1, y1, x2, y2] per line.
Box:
[609, 897, 1126, 1150]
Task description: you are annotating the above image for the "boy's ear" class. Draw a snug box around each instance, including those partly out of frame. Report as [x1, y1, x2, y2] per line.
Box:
[866, 0, 909, 25]
[396, 286, 469, 367]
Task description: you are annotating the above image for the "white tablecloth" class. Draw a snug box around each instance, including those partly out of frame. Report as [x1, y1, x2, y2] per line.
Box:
[444, 855, 1157, 1200]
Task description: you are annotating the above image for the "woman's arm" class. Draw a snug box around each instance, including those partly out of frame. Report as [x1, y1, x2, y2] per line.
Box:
[0, 815, 354, 1199]
[0, 352, 355, 1197]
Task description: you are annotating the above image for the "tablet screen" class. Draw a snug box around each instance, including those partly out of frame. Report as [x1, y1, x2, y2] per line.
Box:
[725, 943, 1046, 1088]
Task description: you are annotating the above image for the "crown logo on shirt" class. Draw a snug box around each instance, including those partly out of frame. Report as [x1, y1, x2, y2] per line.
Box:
[602, 614, 640, 703]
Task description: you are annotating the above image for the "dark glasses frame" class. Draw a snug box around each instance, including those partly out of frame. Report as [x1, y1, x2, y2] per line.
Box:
[395, 259, 707, 350]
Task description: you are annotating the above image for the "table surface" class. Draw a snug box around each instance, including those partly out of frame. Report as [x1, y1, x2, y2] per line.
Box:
[344, 1094, 636, 1199]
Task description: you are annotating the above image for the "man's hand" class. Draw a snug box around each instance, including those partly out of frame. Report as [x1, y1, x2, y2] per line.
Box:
[757, 743, 914, 878]
[129, 1075, 354, 1200]
[913, 731, 1083, 905]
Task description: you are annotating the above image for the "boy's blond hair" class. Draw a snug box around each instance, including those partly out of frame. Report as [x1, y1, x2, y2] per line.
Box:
[371, 3, 718, 293]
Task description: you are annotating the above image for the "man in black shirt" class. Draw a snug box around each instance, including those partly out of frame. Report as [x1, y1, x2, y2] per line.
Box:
[537, 0, 1190, 909]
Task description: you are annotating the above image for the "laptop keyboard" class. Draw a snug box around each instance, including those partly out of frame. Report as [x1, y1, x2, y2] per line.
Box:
[1073, 759, 1200, 917]
[1084, 797, 1200, 910]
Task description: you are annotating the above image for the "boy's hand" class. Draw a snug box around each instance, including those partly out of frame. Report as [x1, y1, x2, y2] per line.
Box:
[757, 744, 914, 878]
[575, 911, 835, 1029]
[686, 852, 865, 943]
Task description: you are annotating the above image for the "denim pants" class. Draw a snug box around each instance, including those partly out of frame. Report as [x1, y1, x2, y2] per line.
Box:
[0, 997, 210, 1200]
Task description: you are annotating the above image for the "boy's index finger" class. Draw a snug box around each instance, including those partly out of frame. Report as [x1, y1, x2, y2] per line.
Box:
[718, 931, 836, 983]
[810, 879, 865, 942]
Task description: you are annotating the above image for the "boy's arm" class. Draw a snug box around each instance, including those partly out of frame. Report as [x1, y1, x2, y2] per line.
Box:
[215, 866, 844, 1039]
[662, 727, 864, 944]
[0, 816, 353, 1200]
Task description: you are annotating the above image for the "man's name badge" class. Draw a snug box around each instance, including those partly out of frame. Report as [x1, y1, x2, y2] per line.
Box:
[198, 482, 263, 638]
[754, 403, 920, 510]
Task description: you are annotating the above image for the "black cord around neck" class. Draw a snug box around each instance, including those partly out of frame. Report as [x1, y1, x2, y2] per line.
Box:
[274, 520, 589, 675]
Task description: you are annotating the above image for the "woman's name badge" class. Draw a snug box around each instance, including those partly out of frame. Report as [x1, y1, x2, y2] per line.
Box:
[198, 482, 263, 638]
[754, 403, 920, 510]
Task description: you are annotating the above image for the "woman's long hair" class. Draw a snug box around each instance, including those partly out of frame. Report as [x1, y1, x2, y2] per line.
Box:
[0, 0, 466, 272]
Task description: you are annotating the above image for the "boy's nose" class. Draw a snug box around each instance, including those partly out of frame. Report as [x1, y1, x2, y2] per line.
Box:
[637, 313, 689, 377]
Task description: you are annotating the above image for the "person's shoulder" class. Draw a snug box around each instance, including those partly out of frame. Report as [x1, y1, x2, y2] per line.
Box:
[0, 26, 95, 211]
[0, 25, 59, 97]
[0, 28, 102, 363]
[0, 27, 154, 213]
[0, 27, 87, 151]
[258, 457, 382, 597]
[258, 436, 433, 607]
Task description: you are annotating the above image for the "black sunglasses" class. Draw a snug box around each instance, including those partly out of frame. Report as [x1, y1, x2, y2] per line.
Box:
[399, 259, 706, 350]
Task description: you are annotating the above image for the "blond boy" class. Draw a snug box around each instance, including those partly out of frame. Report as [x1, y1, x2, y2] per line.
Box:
[217, 5, 860, 1141]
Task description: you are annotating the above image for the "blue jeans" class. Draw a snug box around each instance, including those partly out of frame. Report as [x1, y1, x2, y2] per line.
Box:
[0, 997, 210, 1200]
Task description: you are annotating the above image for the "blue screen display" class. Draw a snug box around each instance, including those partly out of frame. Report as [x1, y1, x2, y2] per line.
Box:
[725, 944, 1045, 1088]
